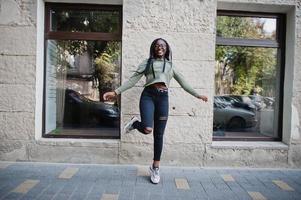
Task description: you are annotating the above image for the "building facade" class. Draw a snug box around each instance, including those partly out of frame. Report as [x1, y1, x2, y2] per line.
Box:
[0, 0, 300, 167]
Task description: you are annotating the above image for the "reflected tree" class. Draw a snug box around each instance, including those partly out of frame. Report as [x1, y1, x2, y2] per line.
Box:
[52, 9, 121, 101]
[216, 16, 277, 96]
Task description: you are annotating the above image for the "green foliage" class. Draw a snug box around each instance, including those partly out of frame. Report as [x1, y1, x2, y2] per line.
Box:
[95, 51, 116, 86]
[51, 8, 121, 101]
[216, 16, 277, 96]
[93, 42, 121, 102]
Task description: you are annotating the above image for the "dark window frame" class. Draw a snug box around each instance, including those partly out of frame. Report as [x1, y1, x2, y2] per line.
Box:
[42, 3, 122, 139]
[45, 3, 122, 41]
[214, 10, 286, 141]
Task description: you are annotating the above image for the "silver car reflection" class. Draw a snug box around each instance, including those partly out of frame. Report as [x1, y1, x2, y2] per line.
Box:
[213, 97, 257, 130]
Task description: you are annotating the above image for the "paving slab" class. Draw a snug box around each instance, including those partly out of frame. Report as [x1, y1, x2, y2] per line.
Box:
[0, 162, 300, 200]
[272, 180, 295, 191]
[247, 191, 267, 200]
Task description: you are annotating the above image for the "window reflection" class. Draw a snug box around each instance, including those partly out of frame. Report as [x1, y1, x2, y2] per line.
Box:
[50, 9, 120, 33]
[45, 40, 121, 137]
[217, 16, 277, 40]
[63, 89, 119, 127]
[214, 46, 278, 139]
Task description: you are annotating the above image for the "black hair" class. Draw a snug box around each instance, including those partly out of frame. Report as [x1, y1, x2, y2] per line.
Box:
[144, 38, 173, 78]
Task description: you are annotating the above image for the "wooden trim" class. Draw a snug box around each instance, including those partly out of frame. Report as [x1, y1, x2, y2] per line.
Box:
[45, 2, 121, 11]
[42, 40, 47, 136]
[216, 37, 279, 48]
[277, 14, 286, 48]
[215, 10, 286, 141]
[46, 32, 121, 41]
[213, 136, 281, 141]
[217, 10, 281, 19]
[45, 2, 122, 39]
[217, 10, 284, 46]
[45, 3, 50, 33]
[277, 14, 286, 141]
[44, 134, 120, 139]
[42, 2, 122, 138]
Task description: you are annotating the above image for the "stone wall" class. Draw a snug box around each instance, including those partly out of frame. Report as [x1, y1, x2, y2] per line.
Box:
[0, 0, 300, 168]
[0, 0, 37, 161]
[120, 0, 216, 166]
[290, 0, 301, 167]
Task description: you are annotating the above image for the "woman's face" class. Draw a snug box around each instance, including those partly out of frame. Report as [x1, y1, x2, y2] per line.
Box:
[154, 39, 167, 59]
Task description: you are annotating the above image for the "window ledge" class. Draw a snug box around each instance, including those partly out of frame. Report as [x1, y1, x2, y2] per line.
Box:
[35, 138, 120, 148]
[211, 141, 288, 150]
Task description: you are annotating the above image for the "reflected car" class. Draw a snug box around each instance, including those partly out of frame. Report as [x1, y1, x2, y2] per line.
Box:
[249, 95, 275, 110]
[213, 98, 257, 130]
[217, 95, 256, 112]
[63, 89, 120, 127]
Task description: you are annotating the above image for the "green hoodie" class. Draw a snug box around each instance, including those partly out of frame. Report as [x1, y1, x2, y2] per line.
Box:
[114, 59, 200, 98]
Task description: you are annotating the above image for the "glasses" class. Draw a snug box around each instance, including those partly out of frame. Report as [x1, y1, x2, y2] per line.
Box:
[154, 44, 166, 49]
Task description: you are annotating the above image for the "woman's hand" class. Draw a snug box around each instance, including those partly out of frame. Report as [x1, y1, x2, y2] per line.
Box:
[198, 95, 208, 102]
[103, 91, 117, 101]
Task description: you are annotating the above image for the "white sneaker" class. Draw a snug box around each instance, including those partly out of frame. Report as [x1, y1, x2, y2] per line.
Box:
[124, 117, 139, 134]
[149, 165, 160, 184]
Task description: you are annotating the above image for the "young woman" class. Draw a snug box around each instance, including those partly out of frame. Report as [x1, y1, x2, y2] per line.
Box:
[103, 38, 208, 184]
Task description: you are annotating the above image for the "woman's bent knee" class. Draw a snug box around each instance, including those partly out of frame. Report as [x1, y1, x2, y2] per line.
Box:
[144, 127, 153, 134]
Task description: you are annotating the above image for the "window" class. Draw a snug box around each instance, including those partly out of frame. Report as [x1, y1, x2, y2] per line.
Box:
[43, 3, 122, 138]
[213, 11, 285, 141]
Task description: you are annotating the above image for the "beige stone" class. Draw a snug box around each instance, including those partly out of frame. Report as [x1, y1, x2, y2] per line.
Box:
[0, 84, 35, 112]
[219, 0, 296, 6]
[0, 26, 36, 55]
[101, 194, 119, 200]
[120, 87, 143, 115]
[122, 31, 215, 61]
[204, 146, 289, 167]
[124, 0, 215, 34]
[0, 55, 36, 84]
[120, 138, 206, 166]
[162, 143, 205, 166]
[288, 144, 301, 167]
[119, 142, 153, 165]
[35, 139, 120, 148]
[272, 180, 294, 191]
[0, 0, 36, 26]
[221, 174, 235, 182]
[175, 178, 190, 190]
[0, 0, 23, 25]
[136, 165, 149, 176]
[0, 112, 34, 140]
[169, 60, 215, 89]
[12, 179, 39, 194]
[164, 116, 212, 144]
[58, 167, 79, 179]
[247, 192, 267, 200]
[27, 143, 119, 164]
[0, 140, 28, 161]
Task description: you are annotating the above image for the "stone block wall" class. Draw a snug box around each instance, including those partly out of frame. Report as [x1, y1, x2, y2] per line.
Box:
[119, 0, 216, 166]
[0, 0, 37, 161]
[0, 0, 300, 168]
[290, 0, 301, 167]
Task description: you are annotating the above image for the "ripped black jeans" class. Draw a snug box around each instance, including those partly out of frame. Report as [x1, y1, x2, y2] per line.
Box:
[133, 85, 169, 161]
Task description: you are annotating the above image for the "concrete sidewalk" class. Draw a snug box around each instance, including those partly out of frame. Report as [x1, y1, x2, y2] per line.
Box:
[0, 162, 300, 200]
